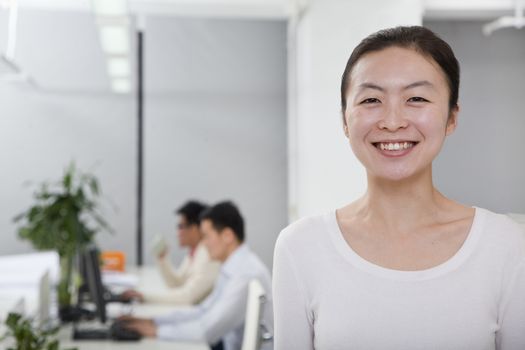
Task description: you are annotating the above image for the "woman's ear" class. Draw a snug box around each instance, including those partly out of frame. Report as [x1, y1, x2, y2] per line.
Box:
[343, 112, 350, 137]
[445, 105, 459, 136]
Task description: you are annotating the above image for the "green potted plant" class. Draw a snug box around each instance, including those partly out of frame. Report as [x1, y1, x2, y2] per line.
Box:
[0, 313, 76, 350]
[13, 163, 112, 321]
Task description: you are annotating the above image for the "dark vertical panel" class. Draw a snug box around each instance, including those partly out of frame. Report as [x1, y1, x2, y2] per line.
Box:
[137, 30, 144, 266]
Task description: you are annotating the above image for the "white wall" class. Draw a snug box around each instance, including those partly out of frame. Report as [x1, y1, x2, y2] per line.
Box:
[289, 0, 423, 219]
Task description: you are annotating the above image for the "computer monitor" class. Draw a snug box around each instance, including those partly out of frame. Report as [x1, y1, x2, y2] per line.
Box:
[78, 250, 129, 306]
[73, 246, 142, 341]
[82, 246, 107, 324]
[37, 270, 51, 328]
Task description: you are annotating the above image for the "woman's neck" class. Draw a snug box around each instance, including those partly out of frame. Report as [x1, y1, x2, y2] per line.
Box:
[351, 169, 453, 235]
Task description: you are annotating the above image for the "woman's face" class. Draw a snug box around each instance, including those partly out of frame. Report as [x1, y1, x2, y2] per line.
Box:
[343, 46, 458, 182]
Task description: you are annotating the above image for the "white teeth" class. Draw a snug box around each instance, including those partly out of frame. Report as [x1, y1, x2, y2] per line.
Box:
[378, 142, 415, 151]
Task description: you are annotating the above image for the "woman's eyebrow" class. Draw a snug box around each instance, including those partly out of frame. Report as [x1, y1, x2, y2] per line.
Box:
[357, 82, 384, 92]
[357, 80, 435, 93]
[404, 80, 435, 90]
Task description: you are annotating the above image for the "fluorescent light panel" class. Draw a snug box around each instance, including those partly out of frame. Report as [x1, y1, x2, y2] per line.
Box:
[111, 77, 131, 93]
[107, 56, 130, 77]
[92, 0, 128, 16]
[0, 0, 13, 9]
[99, 25, 130, 55]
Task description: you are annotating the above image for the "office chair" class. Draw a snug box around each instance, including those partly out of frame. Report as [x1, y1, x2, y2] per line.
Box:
[241, 279, 272, 350]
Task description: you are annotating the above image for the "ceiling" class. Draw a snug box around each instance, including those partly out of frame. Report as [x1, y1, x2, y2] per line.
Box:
[0, 0, 517, 95]
[0, 1, 288, 95]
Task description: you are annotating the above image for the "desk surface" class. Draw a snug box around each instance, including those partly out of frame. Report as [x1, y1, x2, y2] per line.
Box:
[58, 326, 209, 350]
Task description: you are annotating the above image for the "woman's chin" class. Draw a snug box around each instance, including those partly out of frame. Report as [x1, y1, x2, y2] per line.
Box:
[368, 168, 425, 183]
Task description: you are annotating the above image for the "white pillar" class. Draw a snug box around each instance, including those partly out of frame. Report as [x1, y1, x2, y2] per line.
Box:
[288, 0, 423, 220]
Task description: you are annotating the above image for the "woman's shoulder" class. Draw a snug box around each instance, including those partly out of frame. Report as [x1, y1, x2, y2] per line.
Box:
[276, 212, 334, 248]
[479, 207, 524, 237]
[477, 207, 525, 257]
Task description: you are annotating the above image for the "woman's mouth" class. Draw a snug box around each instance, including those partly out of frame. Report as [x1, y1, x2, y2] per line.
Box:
[371, 141, 419, 157]
[372, 141, 418, 151]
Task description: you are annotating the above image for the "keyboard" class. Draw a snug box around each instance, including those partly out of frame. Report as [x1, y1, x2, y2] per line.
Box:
[105, 290, 132, 304]
[72, 320, 142, 341]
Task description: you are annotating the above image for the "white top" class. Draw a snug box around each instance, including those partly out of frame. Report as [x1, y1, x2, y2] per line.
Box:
[272, 207, 525, 350]
[143, 242, 221, 304]
[154, 244, 273, 350]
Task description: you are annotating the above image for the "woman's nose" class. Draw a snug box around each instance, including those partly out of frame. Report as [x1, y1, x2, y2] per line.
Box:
[377, 103, 408, 131]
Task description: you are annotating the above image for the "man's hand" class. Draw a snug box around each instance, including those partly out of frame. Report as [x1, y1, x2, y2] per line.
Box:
[157, 246, 168, 259]
[117, 314, 140, 322]
[120, 289, 145, 302]
[125, 319, 158, 338]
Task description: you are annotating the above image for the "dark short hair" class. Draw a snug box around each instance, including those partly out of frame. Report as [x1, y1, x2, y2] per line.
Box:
[341, 26, 460, 117]
[176, 200, 208, 226]
[199, 201, 245, 243]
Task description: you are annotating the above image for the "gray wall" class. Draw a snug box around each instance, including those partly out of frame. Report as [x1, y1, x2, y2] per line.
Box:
[143, 18, 288, 268]
[0, 12, 287, 270]
[426, 21, 525, 214]
[144, 93, 287, 268]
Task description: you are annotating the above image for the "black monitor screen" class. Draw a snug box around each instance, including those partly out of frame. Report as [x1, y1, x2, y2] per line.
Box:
[83, 246, 107, 324]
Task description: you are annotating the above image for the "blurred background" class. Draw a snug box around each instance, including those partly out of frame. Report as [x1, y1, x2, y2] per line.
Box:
[0, 0, 524, 269]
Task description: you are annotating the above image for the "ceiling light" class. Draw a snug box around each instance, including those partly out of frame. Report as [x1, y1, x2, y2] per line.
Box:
[0, 0, 13, 9]
[99, 25, 130, 55]
[111, 77, 131, 94]
[91, 0, 128, 16]
[107, 56, 131, 77]
[483, 0, 525, 35]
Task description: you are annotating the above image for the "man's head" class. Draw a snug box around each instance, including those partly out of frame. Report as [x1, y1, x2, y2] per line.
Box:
[175, 200, 208, 248]
[199, 201, 244, 262]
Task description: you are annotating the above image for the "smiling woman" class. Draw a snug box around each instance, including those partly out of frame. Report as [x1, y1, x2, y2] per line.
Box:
[345, 45, 457, 182]
[273, 26, 525, 350]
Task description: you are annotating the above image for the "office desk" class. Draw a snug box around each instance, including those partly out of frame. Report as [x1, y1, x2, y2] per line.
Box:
[58, 267, 211, 350]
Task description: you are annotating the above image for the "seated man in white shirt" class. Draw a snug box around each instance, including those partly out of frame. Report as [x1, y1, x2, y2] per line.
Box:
[123, 200, 220, 305]
[122, 201, 273, 350]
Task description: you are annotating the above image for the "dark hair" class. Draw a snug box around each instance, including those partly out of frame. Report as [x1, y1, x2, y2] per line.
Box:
[199, 201, 245, 243]
[340, 26, 459, 117]
[176, 200, 208, 226]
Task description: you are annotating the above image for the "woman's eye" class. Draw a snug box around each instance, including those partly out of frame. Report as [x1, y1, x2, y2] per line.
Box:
[360, 98, 380, 104]
[407, 96, 429, 103]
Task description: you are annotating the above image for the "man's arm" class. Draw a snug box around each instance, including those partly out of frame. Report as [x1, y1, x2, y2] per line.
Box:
[157, 255, 189, 287]
[153, 276, 249, 345]
[144, 259, 220, 304]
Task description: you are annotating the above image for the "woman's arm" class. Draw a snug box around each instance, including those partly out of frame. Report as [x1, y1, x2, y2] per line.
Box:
[273, 235, 314, 350]
[496, 259, 525, 349]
